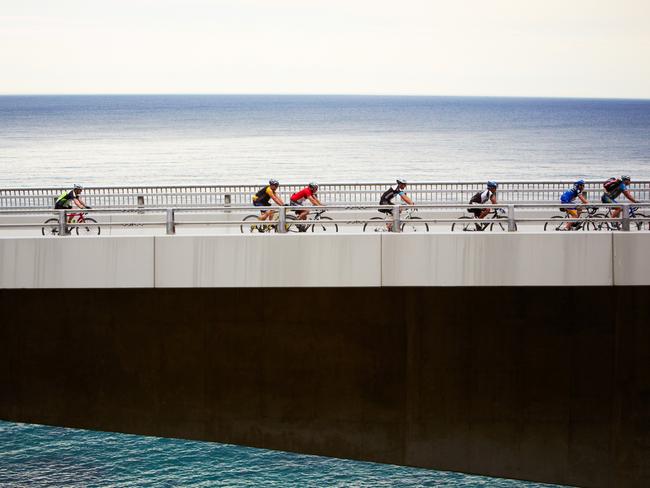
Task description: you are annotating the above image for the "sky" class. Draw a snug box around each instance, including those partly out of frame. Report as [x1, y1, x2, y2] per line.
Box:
[1, 0, 649, 98]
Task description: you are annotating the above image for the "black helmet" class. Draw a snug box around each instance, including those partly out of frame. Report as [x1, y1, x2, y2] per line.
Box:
[269, 179, 279, 186]
[308, 182, 318, 191]
[621, 175, 631, 182]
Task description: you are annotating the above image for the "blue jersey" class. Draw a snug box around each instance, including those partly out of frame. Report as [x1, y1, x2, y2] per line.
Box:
[560, 188, 582, 204]
[607, 182, 628, 199]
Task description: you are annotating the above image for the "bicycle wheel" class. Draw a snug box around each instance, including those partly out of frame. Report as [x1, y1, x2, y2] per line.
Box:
[591, 213, 610, 231]
[241, 214, 267, 233]
[490, 215, 514, 231]
[451, 215, 479, 232]
[42, 218, 60, 236]
[311, 215, 338, 233]
[401, 216, 429, 232]
[363, 216, 387, 232]
[281, 215, 299, 233]
[544, 216, 566, 231]
[76, 217, 100, 235]
[633, 213, 648, 231]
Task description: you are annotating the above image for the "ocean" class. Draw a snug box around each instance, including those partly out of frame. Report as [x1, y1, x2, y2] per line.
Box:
[0, 95, 649, 188]
[0, 420, 564, 487]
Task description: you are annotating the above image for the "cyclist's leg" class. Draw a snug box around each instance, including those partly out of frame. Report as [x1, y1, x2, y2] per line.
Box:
[564, 208, 578, 230]
[379, 206, 392, 231]
[478, 207, 490, 219]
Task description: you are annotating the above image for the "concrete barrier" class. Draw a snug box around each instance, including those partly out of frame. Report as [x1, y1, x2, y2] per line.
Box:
[381, 233, 613, 286]
[613, 233, 650, 285]
[154, 234, 382, 287]
[0, 236, 154, 288]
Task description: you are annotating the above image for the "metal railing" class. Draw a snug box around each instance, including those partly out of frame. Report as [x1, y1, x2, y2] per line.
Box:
[1, 180, 649, 209]
[2, 203, 648, 235]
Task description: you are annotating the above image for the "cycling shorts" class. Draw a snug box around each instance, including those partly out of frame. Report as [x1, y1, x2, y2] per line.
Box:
[601, 194, 616, 204]
[55, 202, 73, 210]
[289, 200, 304, 214]
[379, 206, 392, 215]
[468, 207, 484, 216]
[253, 200, 271, 213]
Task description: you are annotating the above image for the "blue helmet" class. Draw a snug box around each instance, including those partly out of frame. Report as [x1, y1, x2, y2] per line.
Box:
[574, 179, 585, 188]
[487, 181, 498, 189]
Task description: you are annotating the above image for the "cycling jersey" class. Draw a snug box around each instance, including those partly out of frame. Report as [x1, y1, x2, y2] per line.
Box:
[604, 181, 628, 200]
[252, 186, 275, 205]
[469, 189, 495, 205]
[380, 187, 404, 205]
[290, 187, 314, 204]
[560, 187, 583, 204]
[55, 190, 77, 209]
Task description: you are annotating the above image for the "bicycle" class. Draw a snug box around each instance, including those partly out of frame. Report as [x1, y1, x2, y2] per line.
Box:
[543, 206, 600, 231]
[450, 208, 513, 232]
[295, 209, 339, 233]
[592, 205, 648, 231]
[363, 207, 429, 232]
[42, 211, 100, 236]
[240, 209, 299, 233]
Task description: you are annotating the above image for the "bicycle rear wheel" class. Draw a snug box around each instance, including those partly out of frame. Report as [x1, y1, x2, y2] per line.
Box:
[42, 218, 60, 236]
[401, 216, 429, 232]
[544, 215, 565, 231]
[591, 213, 610, 231]
[363, 216, 387, 232]
[241, 214, 267, 233]
[311, 215, 338, 232]
[451, 215, 479, 232]
[76, 217, 100, 235]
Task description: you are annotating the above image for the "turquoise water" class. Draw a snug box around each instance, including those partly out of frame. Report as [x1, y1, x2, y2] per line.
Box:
[0, 420, 565, 487]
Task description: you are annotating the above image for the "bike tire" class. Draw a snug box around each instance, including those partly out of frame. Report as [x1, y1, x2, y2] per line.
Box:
[544, 215, 565, 231]
[400, 216, 429, 232]
[633, 212, 648, 231]
[363, 216, 386, 232]
[311, 215, 338, 233]
[490, 215, 515, 231]
[281, 214, 299, 233]
[76, 217, 100, 236]
[42, 218, 60, 236]
[241, 214, 267, 233]
[591, 213, 610, 231]
[451, 215, 478, 232]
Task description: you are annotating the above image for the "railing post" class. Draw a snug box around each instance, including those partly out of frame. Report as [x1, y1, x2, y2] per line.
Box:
[224, 194, 231, 213]
[278, 205, 287, 233]
[166, 208, 175, 235]
[58, 209, 67, 236]
[507, 205, 516, 232]
[392, 205, 401, 232]
[621, 204, 630, 231]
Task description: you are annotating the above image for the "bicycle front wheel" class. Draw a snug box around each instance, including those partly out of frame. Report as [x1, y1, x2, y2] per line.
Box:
[490, 215, 514, 231]
[311, 215, 338, 233]
[272, 214, 298, 233]
[401, 216, 429, 232]
[544, 216, 565, 231]
[363, 216, 386, 232]
[591, 213, 610, 231]
[42, 218, 60, 236]
[76, 217, 100, 235]
[633, 213, 648, 231]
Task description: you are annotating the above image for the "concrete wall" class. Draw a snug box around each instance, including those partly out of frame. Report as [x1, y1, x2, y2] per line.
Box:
[1, 233, 649, 288]
[1, 287, 648, 488]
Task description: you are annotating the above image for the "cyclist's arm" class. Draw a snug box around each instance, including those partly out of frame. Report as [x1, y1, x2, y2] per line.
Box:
[73, 197, 88, 209]
[400, 193, 414, 205]
[271, 193, 285, 206]
[490, 194, 497, 205]
[307, 195, 322, 206]
[622, 190, 637, 203]
[578, 194, 588, 204]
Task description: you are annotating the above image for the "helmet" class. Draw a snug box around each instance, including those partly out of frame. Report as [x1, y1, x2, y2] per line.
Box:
[308, 182, 318, 191]
[487, 181, 498, 189]
[621, 175, 631, 181]
[574, 179, 585, 187]
[269, 179, 279, 186]
[73, 184, 83, 190]
[396, 178, 406, 185]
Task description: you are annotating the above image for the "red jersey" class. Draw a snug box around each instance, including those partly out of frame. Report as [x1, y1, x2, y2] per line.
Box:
[290, 187, 314, 204]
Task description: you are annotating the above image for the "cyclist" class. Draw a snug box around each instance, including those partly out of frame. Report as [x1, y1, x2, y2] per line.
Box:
[290, 182, 324, 232]
[560, 179, 589, 230]
[601, 175, 638, 223]
[468, 181, 498, 219]
[252, 179, 285, 224]
[55, 184, 89, 210]
[379, 178, 414, 231]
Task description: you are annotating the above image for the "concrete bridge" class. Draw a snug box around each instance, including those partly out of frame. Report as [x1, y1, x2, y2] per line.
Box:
[1, 184, 649, 487]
